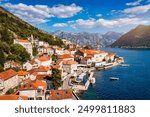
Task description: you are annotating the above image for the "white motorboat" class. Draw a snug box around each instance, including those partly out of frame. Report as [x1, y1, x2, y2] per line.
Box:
[109, 77, 119, 80]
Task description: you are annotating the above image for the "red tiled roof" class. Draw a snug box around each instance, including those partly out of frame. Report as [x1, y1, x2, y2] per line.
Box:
[48, 90, 73, 100]
[36, 66, 50, 72]
[36, 75, 51, 81]
[63, 60, 77, 65]
[0, 95, 28, 100]
[0, 69, 17, 81]
[59, 54, 73, 59]
[18, 40, 30, 43]
[18, 70, 29, 76]
[38, 55, 51, 62]
[20, 79, 47, 90]
[52, 65, 60, 69]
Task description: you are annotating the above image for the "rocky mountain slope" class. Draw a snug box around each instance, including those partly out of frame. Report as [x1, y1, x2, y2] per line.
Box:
[111, 25, 150, 48]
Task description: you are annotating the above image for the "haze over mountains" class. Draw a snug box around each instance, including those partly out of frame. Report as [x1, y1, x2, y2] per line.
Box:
[51, 30, 123, 48]
[111, 25, 150, 48]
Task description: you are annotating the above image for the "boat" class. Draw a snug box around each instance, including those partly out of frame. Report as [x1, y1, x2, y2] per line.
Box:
[109, 77, 119, 80]
[120, 64, 130, 67]
[90, 77, 96, 84]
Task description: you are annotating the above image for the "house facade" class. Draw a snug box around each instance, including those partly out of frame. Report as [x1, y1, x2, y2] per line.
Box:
[0, 69, 19, 95]
[19, 79, 47, 100]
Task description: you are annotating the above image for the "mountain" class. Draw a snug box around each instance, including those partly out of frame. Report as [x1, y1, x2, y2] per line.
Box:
[0, 6, 64, 46]
[51, 30, 123, 48]
[111, 25, 150, 48]
[0, 6, 64, 71]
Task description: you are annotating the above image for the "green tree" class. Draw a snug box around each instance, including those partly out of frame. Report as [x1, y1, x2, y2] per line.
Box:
[0, 50, 6, 66]
[33, 47, 38, 56]
[10, 44, 30, 63]
[51, 68, 63, 89]
[51, 54, 58, 62]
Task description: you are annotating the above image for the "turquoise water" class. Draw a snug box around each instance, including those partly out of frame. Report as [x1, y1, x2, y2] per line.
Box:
[79, 48, 150, 100]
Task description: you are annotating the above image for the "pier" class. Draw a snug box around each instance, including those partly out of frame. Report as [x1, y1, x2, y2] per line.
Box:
[73, 72, 94, 92]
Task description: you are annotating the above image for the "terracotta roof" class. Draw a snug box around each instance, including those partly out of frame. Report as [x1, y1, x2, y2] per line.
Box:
[80, 49, 106, 55]
[36, 66, 50, 72]
[18, 40, 30, 43]
[48, 90, 73, 100]
[0, 69, 17, 81]
[36, 75, 51, 81]
[18, 70, 29, 76]
[0, 95, 28, 100]
[107, 53, 115, 57]
[38, 55, 51, 62]
[59, 54, 73, 59]
[56, 59, 63, 64]
[63, 60, 78, 65]
[52, 65, 60, 69]
[55, 48, 63, 50]
[20, 79, 47, 90]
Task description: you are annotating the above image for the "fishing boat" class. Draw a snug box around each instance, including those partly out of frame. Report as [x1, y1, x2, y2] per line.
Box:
[109, 77, 119, 80]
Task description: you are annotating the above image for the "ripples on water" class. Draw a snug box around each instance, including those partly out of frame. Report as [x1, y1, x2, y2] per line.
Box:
[80, 48, 150, 100]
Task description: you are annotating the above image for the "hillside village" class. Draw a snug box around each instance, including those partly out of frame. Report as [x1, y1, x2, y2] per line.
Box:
[0, 35, 123, 100]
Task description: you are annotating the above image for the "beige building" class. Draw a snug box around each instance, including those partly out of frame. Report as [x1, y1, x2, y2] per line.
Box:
[0, 69, 19, 95]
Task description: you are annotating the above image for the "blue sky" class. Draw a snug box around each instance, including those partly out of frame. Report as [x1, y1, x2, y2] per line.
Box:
[0, 0, 150, 33]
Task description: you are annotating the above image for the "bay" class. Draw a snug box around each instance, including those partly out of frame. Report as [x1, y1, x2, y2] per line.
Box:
[79, 48, 150, 100]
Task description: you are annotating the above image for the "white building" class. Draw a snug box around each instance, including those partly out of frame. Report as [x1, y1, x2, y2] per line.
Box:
[54, 48, 64, 55]
[0, 69, 19, 95]
[35, 55, 52, 67]
[15, 39, 33, 58]
[38, 47, 54, 55]
[23, 60, 39, 71]
[19, 79, 47, 100]
[4, 60, 22, 70]
[62, 60, 78, 74]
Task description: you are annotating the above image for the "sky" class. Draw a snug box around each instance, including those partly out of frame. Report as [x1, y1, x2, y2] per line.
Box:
[0, 0, 150, 33]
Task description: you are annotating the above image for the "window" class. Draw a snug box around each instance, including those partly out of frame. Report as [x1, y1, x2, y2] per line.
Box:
[28, 97, 34, 100]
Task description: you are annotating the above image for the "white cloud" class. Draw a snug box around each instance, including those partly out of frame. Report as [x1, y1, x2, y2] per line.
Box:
[70, 18, 148, 29]
[52, 23, 68, 27]
[3, 3, 82, 24]
[96, 14, 102, 17]
[126, 0, 142, 6]
[124, 4, 150, 14]
[49, 3, 82, 18]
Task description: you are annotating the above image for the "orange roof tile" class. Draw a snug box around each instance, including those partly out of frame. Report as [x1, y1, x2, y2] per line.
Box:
[0, 95, 28, 100]
[36, 66, 50, 72]
[48, 90, 73, 100]
[55, 48, 63, 50]
[20, 79, 47, 90]
[59, 54, 73, 59]
[18, 70, 29, 76]
[18, 40, 30, 43]
[0, 69, 17, 81]
[52, 65, 60, 69]
[63, 60, 77, 65]
[38, 55, 51, 62]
